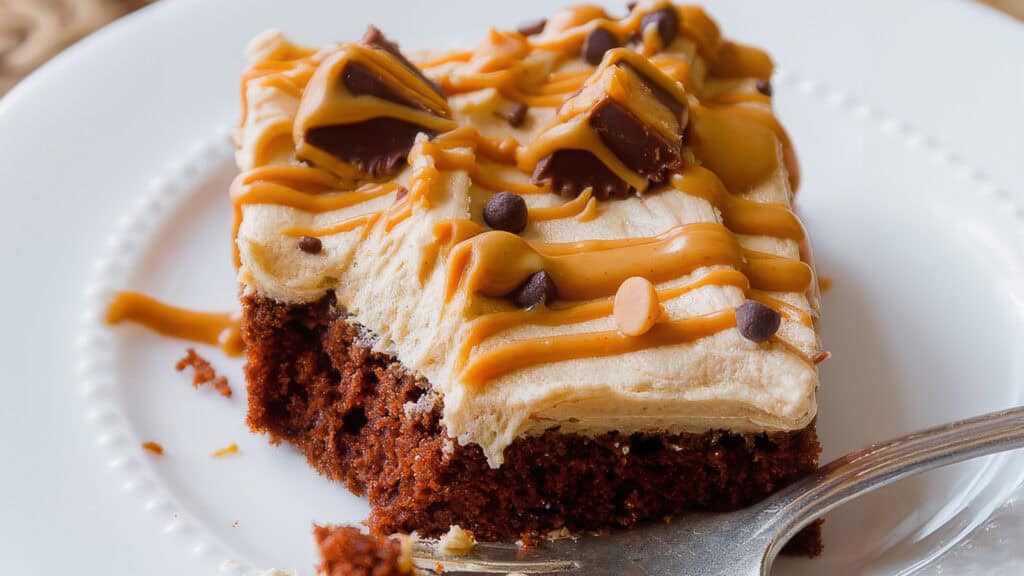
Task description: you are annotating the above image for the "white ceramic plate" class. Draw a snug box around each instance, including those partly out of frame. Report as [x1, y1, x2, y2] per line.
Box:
[1, 1, 1021, 574]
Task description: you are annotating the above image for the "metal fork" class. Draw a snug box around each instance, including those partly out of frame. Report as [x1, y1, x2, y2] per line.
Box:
[412, 406, 1024, 575]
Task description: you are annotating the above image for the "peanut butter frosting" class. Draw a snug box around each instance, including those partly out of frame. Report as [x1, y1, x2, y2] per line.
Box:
[232, 1, 824, 466]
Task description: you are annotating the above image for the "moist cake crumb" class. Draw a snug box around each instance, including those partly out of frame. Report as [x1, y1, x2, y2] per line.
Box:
[176, 348, 232, 397]
[314, 525, 411, 576]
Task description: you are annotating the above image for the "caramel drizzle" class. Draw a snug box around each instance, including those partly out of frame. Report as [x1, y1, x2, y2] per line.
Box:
[670, 166, 803, 241]
[106, 292, 244, 357]
[460, 309, 736, 387]
[455, 268, 749, 370]
[444, 221, 811, 303]
[422, 4, 773, 111]
[225, 4, 819, 390]
[230, 165, 395, 265]
[282, 211, 383, 239]
[528, 188, 596, 222]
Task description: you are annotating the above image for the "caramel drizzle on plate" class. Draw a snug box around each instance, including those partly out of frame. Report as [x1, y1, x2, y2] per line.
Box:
[106, 292, 244, 357]
[111, 3, 820, 389]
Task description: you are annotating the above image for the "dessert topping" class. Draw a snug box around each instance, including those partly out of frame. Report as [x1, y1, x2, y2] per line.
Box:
[755, 78, 773, 96]
[394, 185, 409, 202]
[298, 235, 323, 254]
[106, 292, 244, 356]
[533, 149, 632, 199]
[640, 6, 679, 47]
[483, 191, 528, 234]
[513, 270, 557, 309]
[361, 26, 444, 98]
[735, 300, 781, 342]
[525, 50, 689, 199]
[516, 18, 547, 37]
[502, 102, 528, 127]
[582, 27, 619, 65]
[613, 277, 663, 336]
[293, 28, 455, 180]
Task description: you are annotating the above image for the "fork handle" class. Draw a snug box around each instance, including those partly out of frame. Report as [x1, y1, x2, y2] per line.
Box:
[760, 405, 1024, 563]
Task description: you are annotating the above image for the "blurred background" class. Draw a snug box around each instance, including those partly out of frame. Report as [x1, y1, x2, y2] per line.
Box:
[0, 0, 1020, 95]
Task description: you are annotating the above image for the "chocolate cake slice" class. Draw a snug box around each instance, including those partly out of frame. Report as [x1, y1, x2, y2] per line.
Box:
[234, 1, 824, 556]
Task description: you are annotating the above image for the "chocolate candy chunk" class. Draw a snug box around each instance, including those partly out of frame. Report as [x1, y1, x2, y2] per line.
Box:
[306, 117, 429, 179]
[513, 270, 557, 309]
[298, 235, 323, 254]
[589, 99, 682, 181]
[483, 191, 528, 233]
[503, 102, 528, 127]
[583, 27, 619, 65]
[626, 2, 638, 12]
[735, 300, 781, 343]
[617, 62, 687, 122]
[755, 78, 773, 96]
[516, 18, 547, 37]
[343, 63, 429, 111]
[641, 7, 679, 47]
[361, 26, 444, 97]
[532, 149, 632, 199]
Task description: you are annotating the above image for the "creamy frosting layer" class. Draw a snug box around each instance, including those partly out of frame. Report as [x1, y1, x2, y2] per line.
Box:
[233, 2, 823, 466]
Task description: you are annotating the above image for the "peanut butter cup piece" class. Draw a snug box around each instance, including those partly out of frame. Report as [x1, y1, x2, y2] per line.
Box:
[613, 277, 662, 336]
[361, 26, 444, 97]
[298, 236, 323, 254]
[393, 185, 409, 202]
[294, 28, 455, 180]
[483, 191, 528, 234]
[517, 18, 547, 37]
[513, 271, 557, 309]
[532, 150, 632, 200]
[735, 300, 781, 343]
[583, 27, 620, 65]
[641, 7, 679, 47]
[527, 51, 689, 200]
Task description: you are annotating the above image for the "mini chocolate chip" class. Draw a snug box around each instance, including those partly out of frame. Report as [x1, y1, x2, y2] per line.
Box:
[483, 191, 528, 233]
[755, 79, 773, 96]
[626, 2, 638, 12]
[641, 7, 679, 47]
[394, 185, 409, 202]
[504, 102, 528, 127]
[513, 270, 557, 309]
[517, 18, 547, 37]
[583, 27, 620, 65]
[735, 300, 781, 343]
[298, 236, 323, 254]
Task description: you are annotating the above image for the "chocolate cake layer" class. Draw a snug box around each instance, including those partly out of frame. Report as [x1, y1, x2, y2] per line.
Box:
[243, 293, 822, 555]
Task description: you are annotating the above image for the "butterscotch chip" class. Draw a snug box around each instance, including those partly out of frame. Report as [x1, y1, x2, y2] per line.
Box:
[613, 277, 662, 336]
[516, 18, 547, 37]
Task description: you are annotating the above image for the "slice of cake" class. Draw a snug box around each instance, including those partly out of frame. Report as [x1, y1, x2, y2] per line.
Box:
[235, 0, 825, 554]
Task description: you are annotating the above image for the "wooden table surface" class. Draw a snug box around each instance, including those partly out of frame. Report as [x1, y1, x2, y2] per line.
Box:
[0, 0, 1021, 95]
